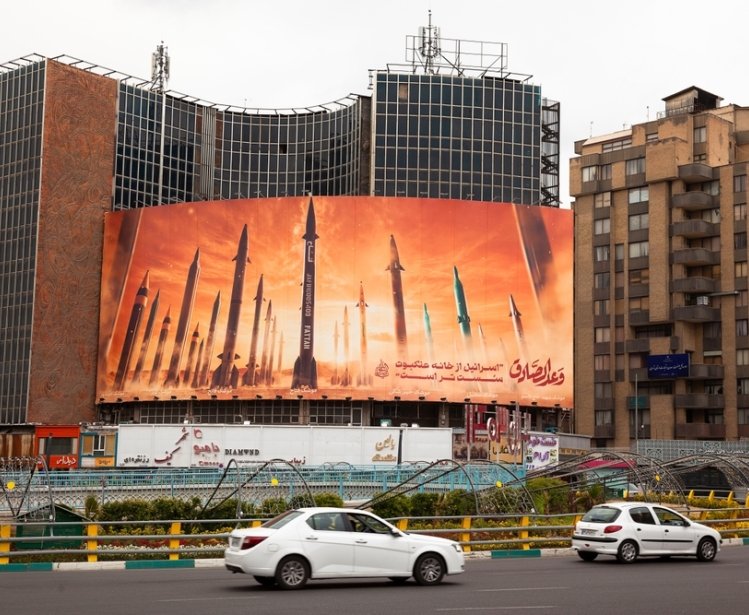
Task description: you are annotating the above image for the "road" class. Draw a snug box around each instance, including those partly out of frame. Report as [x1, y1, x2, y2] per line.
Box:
[1, 548, 747, 615]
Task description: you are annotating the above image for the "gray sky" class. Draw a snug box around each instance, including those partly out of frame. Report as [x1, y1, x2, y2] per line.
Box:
[4, 0, 749, 206]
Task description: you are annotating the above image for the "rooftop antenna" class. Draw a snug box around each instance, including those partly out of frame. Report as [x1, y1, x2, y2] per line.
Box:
[418, 10, 441, 74]
[151, 41, 170, 93]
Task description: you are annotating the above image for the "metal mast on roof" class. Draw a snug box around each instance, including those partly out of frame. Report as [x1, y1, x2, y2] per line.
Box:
[151, 41, 170, 93]
[418, 10, 441, 74]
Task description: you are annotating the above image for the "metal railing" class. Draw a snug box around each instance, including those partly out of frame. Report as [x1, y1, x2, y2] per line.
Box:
[2, 505, 748, 565]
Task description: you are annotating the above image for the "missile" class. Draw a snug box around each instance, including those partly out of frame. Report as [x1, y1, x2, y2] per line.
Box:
[242, 274, 264, 386]
[164, 249, 201, 387]
[132, 288, 160, 385]
[356, 282, 371, 386]
[453, 265, 473, 345]
[423, 303, 434, 361]
[266, 316, 277, 385]
[149, 307, 171, 386]
[191, 338, 205, 389]
[114, 271, 150, 391]
[331, 321, 340, 385]
[509, 294, 528, 362]
[291, 198, 318, 390]
[258, 300, 273, 385]
[198, 291, 221, 387]
[212, 224, 250, 389]
[182, 323, 200, 387]
[340, 306, 351, 387]
[387, 234, 408, 359]
[277, 332, 284, 373]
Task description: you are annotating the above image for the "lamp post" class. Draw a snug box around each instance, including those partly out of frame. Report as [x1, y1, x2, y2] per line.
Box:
[634, 373, 639, 449]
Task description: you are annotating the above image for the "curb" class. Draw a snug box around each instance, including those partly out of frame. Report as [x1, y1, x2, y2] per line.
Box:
[1, 540, 744, 572]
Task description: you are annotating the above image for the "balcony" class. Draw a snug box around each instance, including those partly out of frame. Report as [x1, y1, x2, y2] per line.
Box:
[671, 191, 716, 211]
[629, 310, 650, 326]
[594, 424, 615, 439]
[678, 162, 714, 183]
[670, 220, 719, 239]
[674, 423, 726, 439]
[672, 305, 721, 322]
[674, 393, 725, 409]
[672, 276, 717, 294]
[626, 338, 651, 353]
[672, 247, 720, 266]
[688, 364, 724, 379]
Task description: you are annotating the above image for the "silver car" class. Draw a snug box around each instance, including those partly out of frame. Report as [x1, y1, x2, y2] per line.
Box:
[572, 502, 721, 563]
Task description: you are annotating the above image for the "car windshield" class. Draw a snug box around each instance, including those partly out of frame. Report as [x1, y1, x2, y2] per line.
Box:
[262, 510, 304, 529]
[581, 506, 622, 523]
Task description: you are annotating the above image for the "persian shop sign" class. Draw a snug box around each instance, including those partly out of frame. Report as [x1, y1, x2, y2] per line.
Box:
[97, 197, 573, 406]
[647, 353, 689, 379]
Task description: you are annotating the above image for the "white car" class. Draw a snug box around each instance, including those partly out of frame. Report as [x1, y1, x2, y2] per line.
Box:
[224, 506, 465, 589]
[572, 502, 721, 564]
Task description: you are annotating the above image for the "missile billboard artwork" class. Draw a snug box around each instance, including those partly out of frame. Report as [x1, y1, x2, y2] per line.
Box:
[98, 196, 573, 406]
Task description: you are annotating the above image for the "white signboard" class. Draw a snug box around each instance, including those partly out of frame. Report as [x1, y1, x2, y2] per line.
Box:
[116, 424, 452, 468]
[524, 431, 559, 470]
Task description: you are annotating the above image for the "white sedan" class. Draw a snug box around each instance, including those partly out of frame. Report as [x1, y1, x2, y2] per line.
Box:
[572, 502, 721, 563]
[224, 506, 465, 589]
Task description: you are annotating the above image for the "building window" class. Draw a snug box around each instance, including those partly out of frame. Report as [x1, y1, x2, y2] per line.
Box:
[646, 132, 658, 142]
[594, 355, 611, 370]
[594, 192, 611, 208]
[694, 153, 707, 162]
[738, 290, 749, 307]
[629, 212, 649, 231]
[626, 157, 645, 175]
[735, 175, 747, 193]
[595, 327, 611, 343]
[595, 382, 612, 398]
[595, 245, 610, 262]
[582, 165, 598, 182]
[735, 262, 748, 277]
[738, 379, 749, 395]
[735, 203, 746, 221]
[594, 218, 610, 235]
[629, 241, 649, 258]
[735, 233, 747, 249]
[739, 408, 749, 424]
[599, 164, 612, 180]
[594, 299, 610, 315]
[693, 126, 706, 144]
[628, 187, 649, 204]
[602, 137, 632, 152]
[629, 296, 649, 311]
[738, 349, 749, 366]
[594, 272, 610, 289]
[737, 319, 749, 337]
[615, 244, 624, 261]
[629, 269, 649, 284]
[703, 180, 720, 196]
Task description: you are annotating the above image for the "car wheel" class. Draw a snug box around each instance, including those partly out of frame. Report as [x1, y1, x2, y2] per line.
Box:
[253, 575, 276, 587]
[389, 577, 409, 584]
[413, 553, 446, 586]
[275, 555, 310, 590]
[616, 540, 638, 564]
[696, 537, 717, 562]
[577, 551, 598, 562]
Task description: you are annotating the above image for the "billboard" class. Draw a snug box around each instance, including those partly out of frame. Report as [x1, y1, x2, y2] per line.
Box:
[98, 196, 573, 406]
[116, 424, 452, 467]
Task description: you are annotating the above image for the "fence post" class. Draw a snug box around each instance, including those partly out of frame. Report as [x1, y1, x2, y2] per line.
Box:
[0, 524, 10, 565]
[460, 516, 471, 553]
[169, 522, 181, 560]
[396, 518, 409, 532]
[519, 515, 530, 550]
[86, 523, 99, 563]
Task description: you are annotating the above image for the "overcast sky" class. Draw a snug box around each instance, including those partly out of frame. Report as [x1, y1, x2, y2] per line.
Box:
[4, 0, 749, 206]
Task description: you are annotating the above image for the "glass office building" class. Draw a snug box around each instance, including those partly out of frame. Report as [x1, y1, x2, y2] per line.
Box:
[0, 23, 559, 427]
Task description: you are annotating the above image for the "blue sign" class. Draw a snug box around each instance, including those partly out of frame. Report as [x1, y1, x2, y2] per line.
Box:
[647, 353, 689, 379]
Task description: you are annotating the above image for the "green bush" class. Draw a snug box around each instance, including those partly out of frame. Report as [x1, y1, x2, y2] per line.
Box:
[409, 492, 440, 517]
[526, 477, 570, 514]
[313, 492, 345, 507]
[370, 493, 411, 519]
[435, 489, 476, 516]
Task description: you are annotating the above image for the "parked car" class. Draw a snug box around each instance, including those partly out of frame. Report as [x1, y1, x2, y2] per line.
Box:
[224, 506, 465, 589]
[572, 502, 721, 564]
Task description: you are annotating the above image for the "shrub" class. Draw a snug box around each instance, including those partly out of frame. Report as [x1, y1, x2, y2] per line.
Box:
[370, 493, 411, 519]
[435, 489, 476, 516]
[526, 477, 570, 514]
[313, 492, 345, 508]
[409, 492, 440, 517]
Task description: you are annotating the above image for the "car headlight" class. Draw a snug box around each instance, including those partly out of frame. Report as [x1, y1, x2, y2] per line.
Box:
[452, 543, 463, 553]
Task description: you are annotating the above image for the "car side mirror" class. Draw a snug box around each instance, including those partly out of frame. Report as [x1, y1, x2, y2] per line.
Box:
[390, 528, 403, 537]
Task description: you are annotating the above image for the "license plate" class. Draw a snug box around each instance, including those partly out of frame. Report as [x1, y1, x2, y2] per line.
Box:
[581, 529, 596, 536]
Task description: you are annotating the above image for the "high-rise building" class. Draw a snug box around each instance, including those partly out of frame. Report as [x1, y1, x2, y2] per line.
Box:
[572, 86, 749, 448]
[0, 17, 560, 429]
